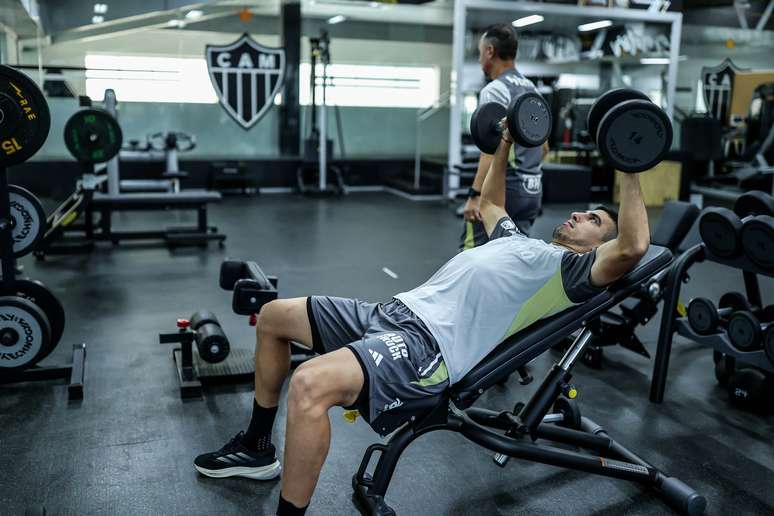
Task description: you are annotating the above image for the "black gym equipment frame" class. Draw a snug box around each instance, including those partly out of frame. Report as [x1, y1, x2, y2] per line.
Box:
[650, 243, 774, 403]
[353, 246, 705, 516]
[0, 167, 86, 400]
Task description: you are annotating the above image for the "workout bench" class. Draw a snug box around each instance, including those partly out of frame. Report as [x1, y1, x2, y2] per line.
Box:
[353, 245, 706, 516]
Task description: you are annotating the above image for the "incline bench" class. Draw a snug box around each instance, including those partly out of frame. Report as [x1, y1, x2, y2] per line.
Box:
[87, 190, 226, 247]
[352, 245, 707, 516]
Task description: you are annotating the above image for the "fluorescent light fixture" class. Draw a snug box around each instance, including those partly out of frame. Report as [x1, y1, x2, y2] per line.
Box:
[512, 15, 544, 28]
[93, 3, 108, 14]
[327, 15, 346, 24]
[640, 57, 670, 64]
[92, 15, 104, 23]
[368, 2, 383, 7]
[578, 20, 613, 32]
[185, 10, 203, 20]
[167, 19, 185, 28]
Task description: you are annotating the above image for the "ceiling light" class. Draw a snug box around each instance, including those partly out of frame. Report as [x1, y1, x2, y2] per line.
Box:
[368, 2, 383, 7]
[578, 20, 613, 32]
[327, 15, 346, 24]
[93, 3, 108, 14]
[640, 57, 670, 64]
[512, 15, 544, 28]
[92, 15, 104, 23]
[185, 10, 203, 20]
[167, 19, 186, 28]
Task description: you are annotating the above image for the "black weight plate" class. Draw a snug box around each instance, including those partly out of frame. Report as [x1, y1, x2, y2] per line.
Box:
[3, 279, 65, 360]
[727, 311, 761, 351]
[764, 326, 774, 366]
[597, 99, 673, 173]
[714, 353, 735, 387]
[470, 102, 507, 154]
[0, 65, 50, 167]
[740, 215, 774, 269]
[587, 88, 651, 142]
[507, 92, 552, 148]
[687, 297, 719, 335]
[7, 185, 45, 257]
[64, 108, 123, 164]
[719, 291, 752, 312]
[0, 295, 51, 370]
[734, 190, 774, 218]
[699, 207, 742, 257]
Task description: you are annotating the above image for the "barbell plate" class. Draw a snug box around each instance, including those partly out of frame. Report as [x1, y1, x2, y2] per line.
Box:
[698, 207, 742, 258]
[0, 65, 51, 167]
[587, 88, 650, 142]
[64, 108, 123, 164]
[470, 102, 507, 155]
[0, 295, 51, 370]
[740, 215, 774, 269]
[734, 191, 774, 218]
[8, 184, 46, 257]
[597, 99, 672, 173]
[507, 92, 552, 148]
[2, 279, 65, 361]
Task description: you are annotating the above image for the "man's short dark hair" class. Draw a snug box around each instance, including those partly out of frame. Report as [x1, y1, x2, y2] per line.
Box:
[482, 24, 518, 61]
[595, 205, 619, 242]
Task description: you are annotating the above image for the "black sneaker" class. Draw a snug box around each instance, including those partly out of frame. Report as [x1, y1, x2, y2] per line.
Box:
[194, 431, 281, 480]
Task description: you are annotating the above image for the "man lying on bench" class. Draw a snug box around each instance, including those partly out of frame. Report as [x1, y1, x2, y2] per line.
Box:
[193, 120, 650, 516]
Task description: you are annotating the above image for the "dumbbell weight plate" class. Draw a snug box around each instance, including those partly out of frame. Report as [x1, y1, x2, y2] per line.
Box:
[597, 99, 673, 173]
[64, 108, 123, 164]
[0, 295, 51, 370]
[727, 368, 772, 413]
[740, 215, 774, 269]
[0, 65, 51, 167]
[687, 297, 719, 335]
[714, 352, 736, 387]
[699, 207, 743, 258]
[718, 291, 753, 312]
[587, 88, 651, 143]
[470, 102, 507, 154]
[727, 311, 762, 352]
[7, 185, 45, 257]
[506, 92, 552, 148]
[734, 191, 774, 218]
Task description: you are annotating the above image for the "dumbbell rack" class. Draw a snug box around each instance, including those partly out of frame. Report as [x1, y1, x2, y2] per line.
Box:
[0, 166, 86, 400]
[649, 242, 774, 403]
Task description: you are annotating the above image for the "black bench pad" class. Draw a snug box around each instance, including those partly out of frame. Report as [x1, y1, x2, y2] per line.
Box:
[92, 190, 222, 207]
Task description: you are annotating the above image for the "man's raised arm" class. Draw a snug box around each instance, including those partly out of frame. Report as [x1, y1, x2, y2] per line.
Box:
[590, 174, 650, 287]
[479, 123, 511, 237]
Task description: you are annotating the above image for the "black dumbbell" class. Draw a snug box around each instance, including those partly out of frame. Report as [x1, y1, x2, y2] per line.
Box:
[698, 207, 749, 258]
[727, 305, 774, 352]
[687, 292, 752, 335]
[586, 88, 672, 173]
[470, 91, 552, 154]
[727, 368, 774, 413]
[733, 190, 774, 218]
[713, 351, 737, 387]
[190, 310, 220, 331]
[740, 215, 774, 269]
[194, 322, 231, 363]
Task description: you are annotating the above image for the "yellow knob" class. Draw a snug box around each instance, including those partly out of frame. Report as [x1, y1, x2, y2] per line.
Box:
[343, 409, 360, 423]
[567, 388, 578, 399]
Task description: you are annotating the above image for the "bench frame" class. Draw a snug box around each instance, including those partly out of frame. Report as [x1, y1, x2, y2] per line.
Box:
[352, 247, 706, 516]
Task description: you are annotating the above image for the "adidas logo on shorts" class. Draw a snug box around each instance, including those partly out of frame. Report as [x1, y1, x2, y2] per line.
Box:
[369, 348, 384, 367]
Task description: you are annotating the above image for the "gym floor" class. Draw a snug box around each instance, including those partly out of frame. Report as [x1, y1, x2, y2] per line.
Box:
[2, 192, 773, 516]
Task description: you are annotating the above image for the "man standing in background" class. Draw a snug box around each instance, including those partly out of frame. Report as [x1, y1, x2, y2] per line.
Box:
[460, 23, 548, 250]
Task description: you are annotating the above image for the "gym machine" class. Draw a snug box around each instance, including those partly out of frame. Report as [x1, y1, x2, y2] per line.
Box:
[103, 89, 196, 194]
[297, 29, 347, 196]
[0, 65, 86, 400]
[159, 259, 313, 398]
[651, 191, 774, 413]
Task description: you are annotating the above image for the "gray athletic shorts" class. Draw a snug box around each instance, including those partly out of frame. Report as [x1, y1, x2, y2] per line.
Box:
[307, 296, 449, 436]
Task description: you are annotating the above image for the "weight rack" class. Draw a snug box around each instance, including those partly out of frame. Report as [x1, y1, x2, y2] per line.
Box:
[650, 242, 774, 403]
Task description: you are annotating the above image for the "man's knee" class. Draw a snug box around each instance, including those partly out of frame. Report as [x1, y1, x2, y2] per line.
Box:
[256, 298, 303, 340]
[287, 363, 328, 416]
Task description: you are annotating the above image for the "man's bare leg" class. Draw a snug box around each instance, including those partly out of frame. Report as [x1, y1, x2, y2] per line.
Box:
[281, 348, 364, 508]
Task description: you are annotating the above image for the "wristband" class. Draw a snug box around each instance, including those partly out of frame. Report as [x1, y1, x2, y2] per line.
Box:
[467, 187, 481, 198]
